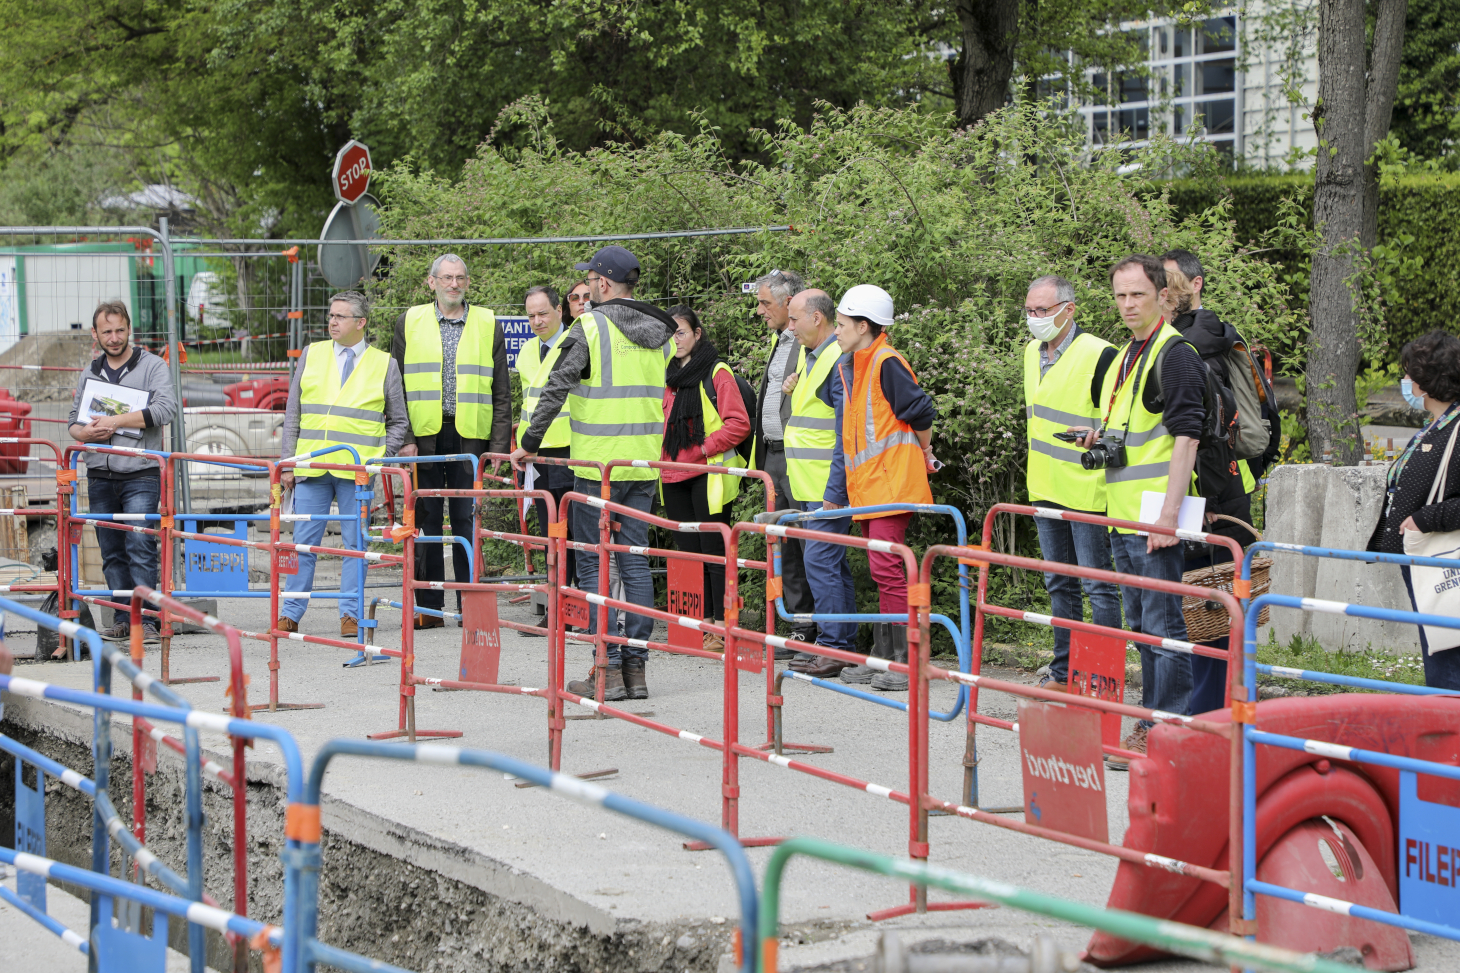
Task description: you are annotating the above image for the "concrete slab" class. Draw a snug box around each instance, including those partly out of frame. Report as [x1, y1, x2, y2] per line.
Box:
[3, 576, 1457, 971]
[0, 870, 193, 971]
[1261, 463, 1420, 653]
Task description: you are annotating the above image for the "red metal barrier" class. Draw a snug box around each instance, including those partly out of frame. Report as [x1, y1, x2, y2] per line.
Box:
[62, 444, 174, 667]
[125, 586, 253, 972]
[918, 505, 1248, 934]
[0, 440, 67, 643]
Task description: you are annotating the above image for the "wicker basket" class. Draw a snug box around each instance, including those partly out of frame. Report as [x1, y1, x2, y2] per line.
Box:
[1181, 514, 1271, 643]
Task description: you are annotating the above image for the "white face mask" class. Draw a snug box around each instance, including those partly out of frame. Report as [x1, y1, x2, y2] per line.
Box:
[1026, 306, 1066, 342]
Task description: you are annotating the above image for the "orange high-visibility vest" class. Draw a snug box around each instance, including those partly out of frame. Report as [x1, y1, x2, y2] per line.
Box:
[840, 334, 932, 520]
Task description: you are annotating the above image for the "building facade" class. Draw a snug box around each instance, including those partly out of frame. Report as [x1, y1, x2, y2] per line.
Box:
[1080, 13, 1318, 169]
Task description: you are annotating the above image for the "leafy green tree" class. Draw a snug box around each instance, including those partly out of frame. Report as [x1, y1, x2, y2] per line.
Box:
[1391, 0, 1460, 159]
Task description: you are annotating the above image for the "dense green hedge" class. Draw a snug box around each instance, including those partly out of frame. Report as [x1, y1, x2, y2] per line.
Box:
[1159, 172, 1459, 364]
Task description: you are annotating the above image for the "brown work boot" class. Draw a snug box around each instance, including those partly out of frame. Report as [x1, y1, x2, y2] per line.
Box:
[414, 613, 445, 630]
[567, 665, 627, 702]
[1106, 723, 1150, 772]
[1038, 674, 1067, 692]
[276, 617, 299, 634]
[803, 655, 854, 678]
[622, 659, 648, 700]
[701, 631, 725, 653]
[340, 617, 359, 639]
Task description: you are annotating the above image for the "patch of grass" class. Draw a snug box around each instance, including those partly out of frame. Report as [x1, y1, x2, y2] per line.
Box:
[1255, 632, 1426, 694]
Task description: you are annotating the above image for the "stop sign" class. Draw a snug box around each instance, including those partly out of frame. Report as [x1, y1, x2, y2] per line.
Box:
[332, 140, 372, 205]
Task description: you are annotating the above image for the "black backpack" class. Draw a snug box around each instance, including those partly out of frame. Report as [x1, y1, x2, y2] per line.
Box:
[1149, 334, 1239, 455]
[702, 364, 757, 464]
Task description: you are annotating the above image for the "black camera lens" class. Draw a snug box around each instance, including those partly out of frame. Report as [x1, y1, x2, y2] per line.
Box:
[1081, 448, 1107, 471]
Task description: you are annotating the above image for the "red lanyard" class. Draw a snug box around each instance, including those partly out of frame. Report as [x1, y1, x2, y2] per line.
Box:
[1102, 327, 1160, 428]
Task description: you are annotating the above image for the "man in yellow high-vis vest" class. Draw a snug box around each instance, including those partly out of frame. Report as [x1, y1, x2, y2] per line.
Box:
[516, 284, 575, 635]
[392, 253, 511, 630]
[510, 245, 676, 702]
[776, 289, 860, 678]
[279, 291, 408, 638]
[1021, 275, 1122, 693]
[1070, 255, 1207, 764]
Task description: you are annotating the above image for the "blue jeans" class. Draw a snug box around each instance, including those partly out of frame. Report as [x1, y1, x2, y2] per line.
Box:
[1109, 531, 1191, 722]
[88, 474, 161, 627]
[283, 474, 362, 622]
[1401, 566, 1460, 691]
[798, 501, 857, 653]
[1033, 506, 1123, 681]
[572, 478, 655, 664]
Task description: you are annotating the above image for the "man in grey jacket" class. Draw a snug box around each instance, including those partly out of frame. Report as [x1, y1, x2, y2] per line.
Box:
[68, 300, 177, 644]
[509, 245, 675, 701]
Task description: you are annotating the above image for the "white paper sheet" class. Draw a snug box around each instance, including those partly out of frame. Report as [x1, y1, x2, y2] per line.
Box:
[521, 462, 537, 518]
[80, 378, 150, 438]
[1136, 491, 1206, 536]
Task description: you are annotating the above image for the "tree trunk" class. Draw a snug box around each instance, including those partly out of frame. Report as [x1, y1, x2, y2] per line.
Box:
[1360, 0, 1409, 248]
[1306, 0, 1368, 465]
[949, 0, 1019, 128]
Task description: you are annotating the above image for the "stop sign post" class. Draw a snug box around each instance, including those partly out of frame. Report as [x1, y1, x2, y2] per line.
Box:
[332, 140, 372, 205]
[319, 139, 381, 287]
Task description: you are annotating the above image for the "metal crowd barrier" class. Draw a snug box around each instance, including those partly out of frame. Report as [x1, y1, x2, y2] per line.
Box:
[758, 836, 1358, 973]
[914, 505, 1248, 929]
[0, 594, 304, 973]
[1234, 541, 1460, 947]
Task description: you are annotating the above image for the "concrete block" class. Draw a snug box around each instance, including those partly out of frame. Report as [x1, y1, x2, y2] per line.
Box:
[1260, 463, 1329, 645]
[1261, 464, 1420, 654]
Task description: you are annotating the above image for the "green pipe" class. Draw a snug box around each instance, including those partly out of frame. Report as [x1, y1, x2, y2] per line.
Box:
[758, 837, 1356, 973]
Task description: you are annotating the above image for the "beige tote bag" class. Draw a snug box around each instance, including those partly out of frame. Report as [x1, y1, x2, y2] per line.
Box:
[1402, 419, 1460, 652]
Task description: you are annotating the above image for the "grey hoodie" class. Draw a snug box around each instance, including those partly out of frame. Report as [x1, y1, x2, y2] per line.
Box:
[67, 346, 177, 476]
[520, 300, 676, 452]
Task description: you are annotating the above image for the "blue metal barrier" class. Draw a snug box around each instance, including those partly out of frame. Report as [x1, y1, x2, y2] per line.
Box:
[1240, 590, 1460, 948]
[770, 503, 973, 722]
[295, 739, 758, 973]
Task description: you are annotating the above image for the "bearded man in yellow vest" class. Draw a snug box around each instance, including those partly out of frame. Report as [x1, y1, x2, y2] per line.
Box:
[279, 291, 409, 638]
[510, 245, 676, 702]
[1021, 274, 1123, 693]
[1070, 255, 1206, 765]
[392, 253, 511, 630]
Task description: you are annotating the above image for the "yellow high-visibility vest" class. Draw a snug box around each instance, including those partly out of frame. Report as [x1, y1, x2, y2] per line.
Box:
[1022, 331, 1112, 512]
[296, 340, 390, 478]
[401, 304, 497, 438]
[567, 310, 671, 482]
[1099, 322, 1191, 530]
[516, 334, 570, 450]
[698, 363, 743, 515]
[785, 341, 838, 503]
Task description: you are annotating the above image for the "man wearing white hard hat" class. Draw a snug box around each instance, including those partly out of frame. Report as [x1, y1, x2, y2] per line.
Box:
[812, 284, 938, 692]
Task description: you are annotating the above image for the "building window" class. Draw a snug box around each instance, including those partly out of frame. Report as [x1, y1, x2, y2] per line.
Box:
[1080, 14, 1238, 157]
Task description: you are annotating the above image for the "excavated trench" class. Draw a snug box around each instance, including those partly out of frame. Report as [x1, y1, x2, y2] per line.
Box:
[1, 704, 758, 973]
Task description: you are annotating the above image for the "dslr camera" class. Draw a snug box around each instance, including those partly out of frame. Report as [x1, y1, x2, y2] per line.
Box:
[1080, 435, 1127, 471]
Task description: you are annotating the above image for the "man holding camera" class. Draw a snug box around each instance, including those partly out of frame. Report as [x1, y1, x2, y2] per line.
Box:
[1070, 255, 1206, 764]
[1021, 275, 1121, 692]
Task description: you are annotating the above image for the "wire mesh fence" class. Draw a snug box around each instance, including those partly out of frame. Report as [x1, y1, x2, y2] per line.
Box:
[0, 224, 788, 601]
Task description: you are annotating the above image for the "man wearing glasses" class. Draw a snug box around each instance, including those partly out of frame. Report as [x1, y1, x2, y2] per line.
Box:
[1020, 275, 1121, 694]
[393, 253, 511, 629]
[752, 269, 818, 656]
[279, 291, 409, 637]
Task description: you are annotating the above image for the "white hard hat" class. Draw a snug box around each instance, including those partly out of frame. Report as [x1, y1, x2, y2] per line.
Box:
[836, 284, 895, 328]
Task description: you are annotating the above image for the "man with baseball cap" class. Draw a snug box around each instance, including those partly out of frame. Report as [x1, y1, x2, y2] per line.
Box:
[510, 245, 677, 702]
[809, 284, 938, 692]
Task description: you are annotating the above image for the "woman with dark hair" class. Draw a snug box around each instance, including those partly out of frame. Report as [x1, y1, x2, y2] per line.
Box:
[1368, 329, 1460, 689]
[660, 306, 751, 651]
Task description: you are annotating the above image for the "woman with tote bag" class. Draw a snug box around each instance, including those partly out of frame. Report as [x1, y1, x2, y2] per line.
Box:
[1367, 330, 1460, 690]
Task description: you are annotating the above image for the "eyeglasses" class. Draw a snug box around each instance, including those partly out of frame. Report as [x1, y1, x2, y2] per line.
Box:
[432, 275, 468, 285]
[1023, 301, 1069, 317]
[327, 313, 360, 322]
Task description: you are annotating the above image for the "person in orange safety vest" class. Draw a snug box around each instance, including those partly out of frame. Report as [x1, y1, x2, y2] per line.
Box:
[816, 284, 939, 692]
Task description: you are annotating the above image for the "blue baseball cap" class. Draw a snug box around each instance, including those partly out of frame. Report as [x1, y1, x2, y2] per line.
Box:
[575, 245, 640, 282]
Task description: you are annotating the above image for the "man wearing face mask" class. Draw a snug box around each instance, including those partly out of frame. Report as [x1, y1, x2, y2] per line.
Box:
[1021, 276, 1122, 691]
